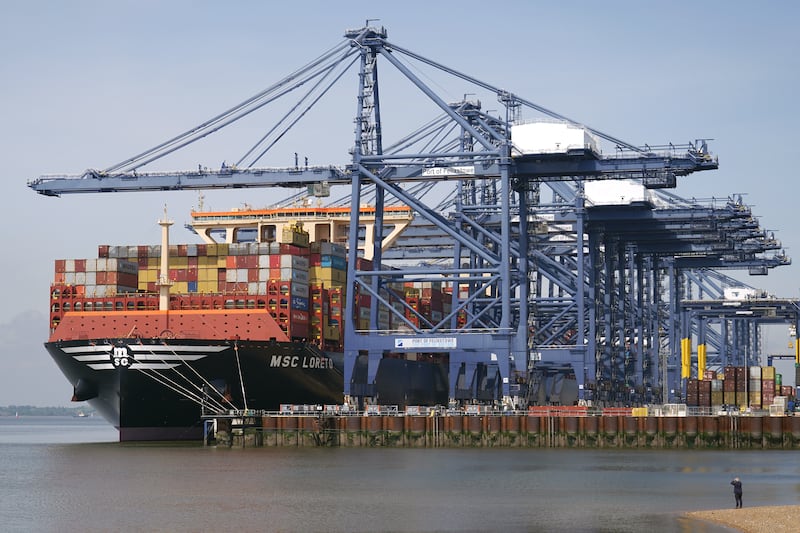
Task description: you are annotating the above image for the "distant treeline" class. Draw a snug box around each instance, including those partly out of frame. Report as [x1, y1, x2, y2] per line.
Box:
[0, 405, 95, 417]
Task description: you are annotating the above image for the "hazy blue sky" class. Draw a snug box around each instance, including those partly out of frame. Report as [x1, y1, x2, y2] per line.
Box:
[2, 1, 798, 405]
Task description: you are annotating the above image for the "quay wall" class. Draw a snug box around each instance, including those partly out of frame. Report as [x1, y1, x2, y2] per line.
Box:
[212, 414, 800, 449]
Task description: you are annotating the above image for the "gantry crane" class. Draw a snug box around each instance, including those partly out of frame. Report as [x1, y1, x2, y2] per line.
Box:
[30, 24, 789, 408]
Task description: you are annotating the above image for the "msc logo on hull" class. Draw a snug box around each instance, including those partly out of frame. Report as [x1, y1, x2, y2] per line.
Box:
[112, 346, 132, 368]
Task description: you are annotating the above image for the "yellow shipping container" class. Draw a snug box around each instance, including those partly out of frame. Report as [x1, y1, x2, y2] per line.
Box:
[711, 391, 724, 406]
[198, 267, 218, 282]
[748, 392, 762, 408]
[141, 269, 157, 283]
[323, 325, 340, 341]
[170, 257, 188, 268]
[735, 392, 748, 408]
[761, 366, 775, 380]
[309, 267, 347, 285]
[198, 280, 218, 293]
[170, 282, 188, 294]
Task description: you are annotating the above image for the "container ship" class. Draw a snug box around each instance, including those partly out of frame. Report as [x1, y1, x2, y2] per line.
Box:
[46, 204, 449, 441]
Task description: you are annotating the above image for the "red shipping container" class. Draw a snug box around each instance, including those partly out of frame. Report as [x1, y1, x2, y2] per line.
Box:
[269, 255, 281, 269]
[98, 245, 109, 258]
[197, 244, 207, 256]
[54, 260, 66, 273]
[138, 257, 149, 268]
[356, 258, 373, 270]
[279, 243, 309, 256]
[291, 310, 309, 324]
[75, 259, 86, 272]
[139, 245, 150, 258]
[177, 244, 188, 257]
[226, 256, 236, 269]
[288, 322, 309, 338]
[421, 288, 442, 299]
[247, 268, 259, 283]
[308, 253, 321, 267]
[188, 256, 198, 268]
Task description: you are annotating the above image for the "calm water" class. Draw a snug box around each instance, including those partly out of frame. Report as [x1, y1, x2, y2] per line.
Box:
[1, 417, 797, 532]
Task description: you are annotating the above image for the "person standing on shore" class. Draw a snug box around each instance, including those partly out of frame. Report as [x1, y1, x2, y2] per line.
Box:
[731, 477, 743, 508]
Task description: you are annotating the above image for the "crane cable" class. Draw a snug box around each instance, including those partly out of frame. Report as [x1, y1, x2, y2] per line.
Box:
[102, 39, 354, 174]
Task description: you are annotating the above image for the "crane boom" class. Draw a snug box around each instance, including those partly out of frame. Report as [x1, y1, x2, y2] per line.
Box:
[29, 146, 717, 196]
[28, 165, 350, 197]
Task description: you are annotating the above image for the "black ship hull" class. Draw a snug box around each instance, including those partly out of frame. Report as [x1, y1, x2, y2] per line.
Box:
[46, 338, 448, 441]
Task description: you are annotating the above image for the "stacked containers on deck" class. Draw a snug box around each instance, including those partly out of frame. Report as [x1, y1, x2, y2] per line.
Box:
[307, 241, 346, 342]
[54, 257, 139, 298]
[50, 257, 140, 331]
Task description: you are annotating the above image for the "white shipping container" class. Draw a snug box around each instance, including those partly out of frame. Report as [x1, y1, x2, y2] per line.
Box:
[85, 259, 97, 272]
[65, 259, 75, 272]
[248, 282, 259, 294]
[225, 269, 237, 283]
[511, 121, 600, 155]
[85, 272, 96, 286]
[96, 258, 107, 271]
[258, 268, 270, 282]
[75, 272, 86, 285]
[258, 255, 270, 269]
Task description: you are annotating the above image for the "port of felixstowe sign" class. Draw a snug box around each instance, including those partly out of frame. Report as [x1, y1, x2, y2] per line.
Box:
[421, 165, 475, 177]
[394, 337, 457, 349]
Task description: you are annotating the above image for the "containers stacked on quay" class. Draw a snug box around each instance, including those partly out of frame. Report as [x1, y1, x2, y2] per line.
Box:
[685, 366, 796, 413]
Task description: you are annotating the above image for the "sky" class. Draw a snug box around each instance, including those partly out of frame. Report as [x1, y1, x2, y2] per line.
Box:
[1, 0, 799, 406]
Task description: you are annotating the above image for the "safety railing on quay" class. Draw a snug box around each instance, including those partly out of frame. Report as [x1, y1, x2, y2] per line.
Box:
[201, 402, 795, 420]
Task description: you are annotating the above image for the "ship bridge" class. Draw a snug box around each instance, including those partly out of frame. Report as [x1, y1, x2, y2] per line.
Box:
[189, 203, 414, 260]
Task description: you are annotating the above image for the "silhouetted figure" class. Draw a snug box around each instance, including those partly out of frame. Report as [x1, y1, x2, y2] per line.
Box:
[731, 477, 743, 508]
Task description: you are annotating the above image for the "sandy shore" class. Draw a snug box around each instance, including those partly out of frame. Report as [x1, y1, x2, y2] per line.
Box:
[685, 505, 800, 532]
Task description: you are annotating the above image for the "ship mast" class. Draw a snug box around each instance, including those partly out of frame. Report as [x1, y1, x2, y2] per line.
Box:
[157, 206, 173, 311]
